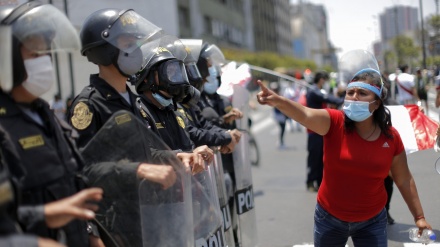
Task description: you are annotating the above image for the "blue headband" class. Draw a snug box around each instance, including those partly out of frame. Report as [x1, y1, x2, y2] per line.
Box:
[347, 82, 381, 97]
[348, 68, 383, 97]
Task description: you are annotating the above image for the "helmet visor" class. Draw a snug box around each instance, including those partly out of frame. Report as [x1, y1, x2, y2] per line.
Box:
[12, 4, 80, 54]
[200, 44, 225, 67]
[180, 39, 202, 63]
[102, 10, 163, 54]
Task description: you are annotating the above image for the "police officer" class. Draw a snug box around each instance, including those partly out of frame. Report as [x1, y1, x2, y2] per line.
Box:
[68, 8, 204, 170]
[132, 40, 214, 162]
[197, 43, 244, 173]
[0, 123, 105, 247]
[177, 40, 240, 153]
[0, 2, 103, 246]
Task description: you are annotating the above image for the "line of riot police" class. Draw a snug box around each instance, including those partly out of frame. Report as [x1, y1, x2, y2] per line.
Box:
[0, 1, 257, 247]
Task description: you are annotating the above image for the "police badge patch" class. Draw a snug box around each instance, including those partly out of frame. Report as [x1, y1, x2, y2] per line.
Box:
[71, 102, 93, 130]
[176, 116, 185, 129]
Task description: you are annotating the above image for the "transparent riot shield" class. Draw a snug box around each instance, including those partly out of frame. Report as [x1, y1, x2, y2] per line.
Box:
[0, 26, 12, 92]
[81, 110, 193, 247]
[213, 151, 235, 247]
[193, 163, 225, 247]
[231, 85, 258, 247]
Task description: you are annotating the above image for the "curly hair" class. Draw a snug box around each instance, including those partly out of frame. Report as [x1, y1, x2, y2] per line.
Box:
[344, 69, 393, 139]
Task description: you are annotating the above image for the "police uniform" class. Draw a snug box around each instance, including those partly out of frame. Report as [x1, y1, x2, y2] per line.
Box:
[69, 74, 157, 148]
[0, 92, 89, 246]
[0, 124, 49, 246]
[69, 75, 177, 247]
[139, 95, 194, 151]
[199, 93, 236, 174]
[177, 103, 232, 148]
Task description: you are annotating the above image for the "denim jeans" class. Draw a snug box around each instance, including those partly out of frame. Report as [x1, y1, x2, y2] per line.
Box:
[314, 203, 388, 247]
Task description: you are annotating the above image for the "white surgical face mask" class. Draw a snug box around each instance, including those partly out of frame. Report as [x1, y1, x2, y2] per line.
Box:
[203, 66, 219, 94]
[117, 49, 143, 77]
[342, 100, 376, 122]
[22, 55, 55, 97]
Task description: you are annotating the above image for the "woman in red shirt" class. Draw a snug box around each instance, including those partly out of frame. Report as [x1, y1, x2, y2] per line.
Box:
[256, 55, 431, 246]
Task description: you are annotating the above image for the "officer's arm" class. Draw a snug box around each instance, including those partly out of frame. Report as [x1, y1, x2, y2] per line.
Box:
[68, 101, 99, 149]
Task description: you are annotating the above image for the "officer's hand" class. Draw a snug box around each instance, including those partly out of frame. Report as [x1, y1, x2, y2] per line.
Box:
[219, 145, 232, 154]
[256, 80, 282, 107]
[137, 164, 176, 189]
[193, 145, 214, 164]
[229, 129, 242, 143]
[89, 235, 105, 247]
[177, 152, 206, 175]
[223, 108, 243, 124]
[44, 188, 103, 229]
[38, 237, 66, 247]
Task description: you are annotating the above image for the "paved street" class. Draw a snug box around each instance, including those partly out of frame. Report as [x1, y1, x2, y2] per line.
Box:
[248, 93, 440, 247]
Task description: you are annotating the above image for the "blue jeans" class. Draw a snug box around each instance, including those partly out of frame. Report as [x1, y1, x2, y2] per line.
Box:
[314, 203, 388, 247]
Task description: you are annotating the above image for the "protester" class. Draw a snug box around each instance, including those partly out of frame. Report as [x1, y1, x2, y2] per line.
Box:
[49, 93, 66, 121]
[305, 71, 344, 192]
[270, 82, 288, 149]
[396, 65, 416, 105]
[256, 50, 431, 246]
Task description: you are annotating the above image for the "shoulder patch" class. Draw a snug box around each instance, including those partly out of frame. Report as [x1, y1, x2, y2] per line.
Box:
[224, 105, 232, 113]
[71, 102, 93, 130]
[19, 135, 45, 149]
[176, 116, 185, 129]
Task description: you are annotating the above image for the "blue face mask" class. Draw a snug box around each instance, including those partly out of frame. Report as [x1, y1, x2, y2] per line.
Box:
[152, 92, 173, 108]
[342, 100, 376, 122]
[203, 66, 219, 95]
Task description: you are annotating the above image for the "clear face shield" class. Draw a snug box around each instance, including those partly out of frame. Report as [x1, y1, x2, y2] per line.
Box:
[0, 26, 12, 92]
[103, 10, 164, 73]
[10, 4, 80, 54]
[180, 39, 203, 89]
[338, 49, 383, 97]
[202, 44, 225, 68]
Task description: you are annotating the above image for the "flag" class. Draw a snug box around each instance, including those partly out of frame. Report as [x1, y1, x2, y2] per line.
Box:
[387, 104, 439, 154]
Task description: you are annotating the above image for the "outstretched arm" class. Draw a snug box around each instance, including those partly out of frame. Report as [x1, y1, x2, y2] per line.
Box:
[256, 80, 331, 135]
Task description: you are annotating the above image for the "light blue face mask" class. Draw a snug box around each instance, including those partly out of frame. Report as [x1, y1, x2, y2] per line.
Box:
[203, 66, 219, 95]
[152, 92, 173, 108]
[342, 100, 376, 122]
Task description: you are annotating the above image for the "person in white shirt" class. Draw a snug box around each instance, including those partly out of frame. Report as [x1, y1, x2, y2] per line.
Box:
[49, 94, 66, 121]
[395, 65, 417, 105]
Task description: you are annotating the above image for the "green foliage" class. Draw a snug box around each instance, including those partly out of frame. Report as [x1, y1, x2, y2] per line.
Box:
[427, 56, 440, 66]
[427, 15, 440, 35]
[221, 47, 317, 71]
[392, 35, 420, 66]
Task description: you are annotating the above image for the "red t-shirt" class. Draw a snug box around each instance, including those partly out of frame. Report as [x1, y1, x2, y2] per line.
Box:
[317, 109, 404, 222]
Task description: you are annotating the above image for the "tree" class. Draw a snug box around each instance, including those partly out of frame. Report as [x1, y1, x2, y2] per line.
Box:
[392, 35, 420, 66]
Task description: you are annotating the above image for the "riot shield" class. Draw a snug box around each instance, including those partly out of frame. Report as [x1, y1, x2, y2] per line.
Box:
[81, 110, 193, 247]
[213, 151, 235, 247]
[231, 85, 258, 246]
[193, 163, 225, 247]
[0, 26, 12, 92]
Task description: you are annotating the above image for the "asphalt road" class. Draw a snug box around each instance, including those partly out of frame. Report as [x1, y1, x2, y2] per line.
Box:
[248, 98, 440, 247]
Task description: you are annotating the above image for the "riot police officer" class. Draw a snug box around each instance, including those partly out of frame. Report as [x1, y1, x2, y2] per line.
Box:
[0, 2, 103, 246]
[132, 38, 214, 163]
[68, 8, 203, 171]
